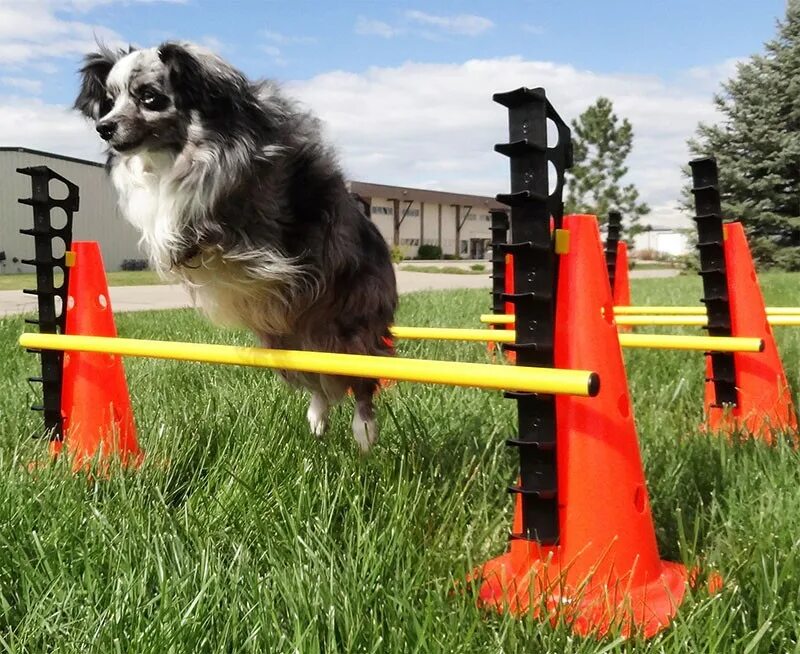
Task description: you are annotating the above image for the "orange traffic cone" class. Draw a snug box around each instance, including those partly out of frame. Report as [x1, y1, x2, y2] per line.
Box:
[54, 241, 141, 469]
[704, 222, 796, 441]
[476, 214, 687, 638]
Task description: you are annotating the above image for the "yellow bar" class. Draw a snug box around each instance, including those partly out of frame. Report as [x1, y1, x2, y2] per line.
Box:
[391, 325, 763, 352]
[480, 313, 800, 327]
[614, 306, 800, 316]
[480, 314, 516, 325]
[18, 333, 599, 397]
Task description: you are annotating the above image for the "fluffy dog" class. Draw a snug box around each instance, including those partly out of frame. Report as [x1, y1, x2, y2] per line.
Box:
[74, 42, 398, 451]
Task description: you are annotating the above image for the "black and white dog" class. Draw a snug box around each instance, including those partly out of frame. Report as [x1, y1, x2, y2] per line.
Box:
[74, 42, 398, 452]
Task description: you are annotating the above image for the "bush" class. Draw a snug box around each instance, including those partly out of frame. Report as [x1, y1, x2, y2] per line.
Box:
[120, 259, 148, 271]
[416, 244, 442, 260]
[389, 246, 404, 264]
[469, 263, 485, 272]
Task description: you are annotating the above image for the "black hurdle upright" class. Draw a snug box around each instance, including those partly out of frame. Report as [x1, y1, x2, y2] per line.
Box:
[489, 210, 509, 315]
[690, 157, 738, 408]
[17, 166, 78, 440]
[493, 87, 572, 544]
[605, 210, 623, 293]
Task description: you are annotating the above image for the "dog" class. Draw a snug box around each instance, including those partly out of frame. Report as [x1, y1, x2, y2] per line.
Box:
[74, 41, 398, 452]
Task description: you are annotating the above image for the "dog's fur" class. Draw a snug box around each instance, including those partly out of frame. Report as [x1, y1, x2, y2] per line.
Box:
[74, 42, 398, 451]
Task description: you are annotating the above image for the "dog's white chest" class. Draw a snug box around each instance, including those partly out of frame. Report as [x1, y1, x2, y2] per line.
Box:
[111, 153, 182, 271]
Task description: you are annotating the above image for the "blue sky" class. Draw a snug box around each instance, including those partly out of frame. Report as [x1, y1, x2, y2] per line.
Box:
[0, 0, 789, 225]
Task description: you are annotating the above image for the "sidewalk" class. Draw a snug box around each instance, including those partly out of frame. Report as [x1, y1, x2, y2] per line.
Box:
[0, 267, 677, 318]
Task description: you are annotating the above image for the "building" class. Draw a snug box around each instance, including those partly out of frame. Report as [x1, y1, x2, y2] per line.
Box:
[0, 147, 144, 275]
[632, 226, 692, 256]
[0, 147, 503, 275]
[349, 181, 505, 259]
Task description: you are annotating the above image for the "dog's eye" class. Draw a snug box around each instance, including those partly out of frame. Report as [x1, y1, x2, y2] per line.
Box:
[99, 96, 113, 117]
[140, 89, 168, 111]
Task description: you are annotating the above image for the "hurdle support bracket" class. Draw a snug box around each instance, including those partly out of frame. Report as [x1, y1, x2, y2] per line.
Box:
[494, 86, 572, 545]
[690, 157, 738, 408]
[17, 166, 78, 440]
[605, 210, 622, 291]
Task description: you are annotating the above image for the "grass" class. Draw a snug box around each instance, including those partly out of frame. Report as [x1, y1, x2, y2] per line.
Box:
[0, 270, 164, 291]
[399, 265, 486, 274]
[1, 272, 800, 651]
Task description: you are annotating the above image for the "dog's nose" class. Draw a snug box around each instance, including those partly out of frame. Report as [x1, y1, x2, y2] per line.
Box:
[96, 120, 117, 141]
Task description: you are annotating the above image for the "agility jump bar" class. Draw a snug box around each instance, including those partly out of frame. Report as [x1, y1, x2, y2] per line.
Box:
[613, 306, 800, 316]
[479, 313, 800, 328]
[18, 333, 599, 397]
[390, 326, 763, 353]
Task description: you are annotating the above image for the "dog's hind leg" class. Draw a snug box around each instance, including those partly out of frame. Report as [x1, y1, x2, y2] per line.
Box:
[351, 378, 380, 453]
[307, 375, 348, 439]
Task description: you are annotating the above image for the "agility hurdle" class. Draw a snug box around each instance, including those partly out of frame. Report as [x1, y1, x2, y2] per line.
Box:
[18, 333, 599, 396]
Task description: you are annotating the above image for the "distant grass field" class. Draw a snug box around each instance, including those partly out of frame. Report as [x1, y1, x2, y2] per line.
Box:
[1, 273, 800, 652]
[0, 270, 163, 291]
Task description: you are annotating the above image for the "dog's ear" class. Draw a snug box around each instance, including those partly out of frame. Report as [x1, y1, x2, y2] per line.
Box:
[158, 41, 248, 118]
[74, 46, 128, 119]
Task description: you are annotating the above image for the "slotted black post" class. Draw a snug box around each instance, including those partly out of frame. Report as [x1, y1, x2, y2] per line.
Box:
[17, 166, 78, 440]
[690, 157, 737, 408]
[490, 210, 509, 314]
[494, 86, 572, 545]
[605, 211, 622, 292]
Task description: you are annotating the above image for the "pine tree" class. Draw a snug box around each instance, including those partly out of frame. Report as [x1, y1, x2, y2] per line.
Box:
[565, 97, 650, 238]
[688, 0, 800, 269]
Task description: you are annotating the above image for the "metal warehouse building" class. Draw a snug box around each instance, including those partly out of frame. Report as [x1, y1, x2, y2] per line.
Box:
[0, 147, 502, 275]
[0, 147, 144, 275]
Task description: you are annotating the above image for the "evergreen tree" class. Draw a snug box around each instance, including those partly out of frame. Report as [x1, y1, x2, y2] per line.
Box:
[688, 0, 800, 269]
[565, 97, 650, 238]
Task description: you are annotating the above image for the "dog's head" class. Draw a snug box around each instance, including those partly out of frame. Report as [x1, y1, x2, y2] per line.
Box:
[75, 41, 255, 154]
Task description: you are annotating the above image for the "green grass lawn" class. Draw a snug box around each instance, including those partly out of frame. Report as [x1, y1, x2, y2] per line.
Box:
[0, 270, 164, 291]
[2, 273, 800, 651]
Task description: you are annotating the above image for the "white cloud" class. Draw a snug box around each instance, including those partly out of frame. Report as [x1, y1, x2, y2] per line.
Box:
[286, 57, 728, 228]
[0, 77, 43, 94]
[0, 56, 733, 232]
[354, 17, 401, 38]
[0, 0, 182, 67]
[0, 97, 103, 160]
[260, 44, 287, 66]
[262, 29, 316, 45]
[405, 11, 494, 36]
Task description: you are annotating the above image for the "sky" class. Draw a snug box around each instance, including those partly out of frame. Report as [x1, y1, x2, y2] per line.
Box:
[0, 0, 789, 228]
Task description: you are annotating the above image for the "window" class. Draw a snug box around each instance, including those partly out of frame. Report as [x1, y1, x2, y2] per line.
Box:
[371, 206, 394, 215]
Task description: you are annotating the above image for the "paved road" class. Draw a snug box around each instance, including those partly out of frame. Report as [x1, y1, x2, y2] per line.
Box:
[0, 267, 678, 318]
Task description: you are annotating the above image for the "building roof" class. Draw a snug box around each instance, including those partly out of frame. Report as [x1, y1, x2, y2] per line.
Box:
[0, 146, 104, 168]
[349, 180, 505, 209]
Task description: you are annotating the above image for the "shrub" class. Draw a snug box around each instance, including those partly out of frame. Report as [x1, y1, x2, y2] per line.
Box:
[389, 246, 404, 264]
[121, 259, 149, 271]
[416, 244, 442, 260]
[469, 263, 485, 271]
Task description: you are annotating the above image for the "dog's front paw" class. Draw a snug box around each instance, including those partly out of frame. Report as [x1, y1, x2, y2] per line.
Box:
[351, 416, 378, 453]
[307, 394, 329, 438]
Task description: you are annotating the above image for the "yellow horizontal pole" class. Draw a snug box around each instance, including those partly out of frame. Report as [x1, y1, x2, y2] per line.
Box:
[613, 306, 800, 316]
[479, 314, 800, 327]
[18, 333, 599, 398]
[391, 325, 763, 353]
[617, 315, 800, 327]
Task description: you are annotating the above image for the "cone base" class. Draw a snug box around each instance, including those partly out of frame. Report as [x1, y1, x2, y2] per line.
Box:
[475, 549, 687, 638]
[703, 408, 797, 446]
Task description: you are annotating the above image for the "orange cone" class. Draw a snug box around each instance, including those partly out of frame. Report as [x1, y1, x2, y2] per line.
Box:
[704, 222, 796, 441]
[477, 214, 686, 638]
[54, 241, 140, 469]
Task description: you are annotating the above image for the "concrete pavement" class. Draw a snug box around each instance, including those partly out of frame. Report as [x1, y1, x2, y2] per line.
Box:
[0, 266, 678, 318]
